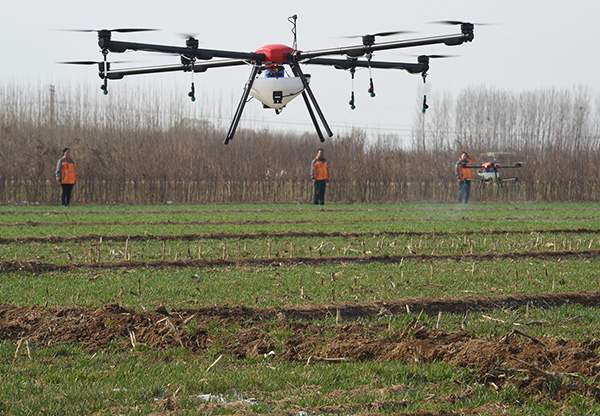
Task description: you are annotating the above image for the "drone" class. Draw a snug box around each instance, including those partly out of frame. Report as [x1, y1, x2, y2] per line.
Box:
[465, 153, 524, 187]
[66, 16, 475, 144]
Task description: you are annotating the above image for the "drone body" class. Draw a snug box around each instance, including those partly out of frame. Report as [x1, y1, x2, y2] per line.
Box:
[464, 154, 524, 187]
[67, 17, 476, 144]
[248, 45, 307, 111]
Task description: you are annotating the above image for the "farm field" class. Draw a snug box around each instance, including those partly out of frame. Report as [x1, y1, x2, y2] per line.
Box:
[2, 202, 600, 415]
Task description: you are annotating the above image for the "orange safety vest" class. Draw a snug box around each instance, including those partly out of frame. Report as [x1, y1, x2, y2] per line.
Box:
[457, 156, 475, 181]
[58, 159, 77, 184]
[313, 159, 329, 181]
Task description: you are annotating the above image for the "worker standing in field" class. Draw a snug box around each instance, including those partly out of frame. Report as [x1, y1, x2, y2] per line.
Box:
[311, 148, 329, 205]
[56, 147, 76, 207]
[455, 151, 475, 204]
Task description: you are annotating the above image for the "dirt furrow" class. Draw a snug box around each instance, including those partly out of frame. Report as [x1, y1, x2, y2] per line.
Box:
[1, 227, 599, 245]
[1, 249, 600, 273]
[3, 292, 600, 400]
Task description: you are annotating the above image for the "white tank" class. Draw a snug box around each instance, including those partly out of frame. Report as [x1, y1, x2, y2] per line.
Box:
[250, 76, 308, 110]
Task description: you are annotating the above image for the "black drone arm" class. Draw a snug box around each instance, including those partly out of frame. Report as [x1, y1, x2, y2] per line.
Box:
[496, 163, 524, 168]
[103, 59, 248, 79]
[464, 162, 524, 169]
[294, 27, 473, 60]
[303, 58, 425, 74]
[99, 38, 265, 62]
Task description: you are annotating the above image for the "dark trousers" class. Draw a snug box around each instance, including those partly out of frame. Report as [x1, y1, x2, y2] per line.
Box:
[457, 180, 471, 203]
[61, 184, 74, 206]
[313, 180, 327, 205]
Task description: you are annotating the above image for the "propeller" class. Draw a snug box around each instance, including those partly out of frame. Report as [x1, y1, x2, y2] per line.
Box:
[429, 20, 494, 26]
[57, 60, 131, 65]
[176, 32, 200, 40]
[170, 33, 201, 52]
[341, 30, 415, 47]
[57, 59, 127, 95]
[342, 30, 414, 39]
[61, 28, 159, 33]
[411, 54, 458, 59]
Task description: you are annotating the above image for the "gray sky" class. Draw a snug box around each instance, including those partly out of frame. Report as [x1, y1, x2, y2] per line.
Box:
[4, 0, 599, 141]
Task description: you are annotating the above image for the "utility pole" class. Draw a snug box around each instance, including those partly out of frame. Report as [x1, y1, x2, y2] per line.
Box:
[49, 85, 55, 126]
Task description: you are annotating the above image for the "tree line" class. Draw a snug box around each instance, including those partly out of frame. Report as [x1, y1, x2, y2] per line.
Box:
[1, 83, 599, 204]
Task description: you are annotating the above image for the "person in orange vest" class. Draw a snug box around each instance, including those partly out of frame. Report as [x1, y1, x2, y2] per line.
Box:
[56, 147, 77, 207]
[311, 148, 329, 205]
[455, 151, 475, 203]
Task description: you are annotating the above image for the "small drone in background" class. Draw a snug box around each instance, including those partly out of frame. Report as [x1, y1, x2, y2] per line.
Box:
[469, 153, 525, 187]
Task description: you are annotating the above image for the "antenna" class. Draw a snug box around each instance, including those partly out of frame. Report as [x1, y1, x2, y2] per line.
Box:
[288, 14, 298, 50]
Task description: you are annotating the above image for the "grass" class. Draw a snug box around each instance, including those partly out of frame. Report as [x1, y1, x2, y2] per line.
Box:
[1, 345, 482, 415]
[3, 230, 600, 262]
[2, 258, 600, 310]
[3, 310, 600, 415]
[2, 202, 600, 415]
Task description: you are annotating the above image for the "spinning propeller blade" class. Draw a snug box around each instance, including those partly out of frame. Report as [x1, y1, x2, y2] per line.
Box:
[176, 33, 200, 40]
[430, 20, 494, 26]
[342, 30, 414, 39]
[419, 54, 457, 59]
[340, 30, 416, 47]
[109, 28, 159, 33]
[62, 28, 159, 33]
[58, 60, 102, 65]
[405, 54, 458, 60]
[58, 60, 131, 65]
[431, 20, 467, 26]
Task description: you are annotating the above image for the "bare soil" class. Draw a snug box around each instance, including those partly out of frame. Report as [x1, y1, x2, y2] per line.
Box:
[1, 249, 600, 274]
[3, 291, 600, 406]
[1, 227, 599, 245]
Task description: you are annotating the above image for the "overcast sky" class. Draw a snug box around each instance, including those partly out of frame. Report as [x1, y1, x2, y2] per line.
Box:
[4, 0, 599, 142]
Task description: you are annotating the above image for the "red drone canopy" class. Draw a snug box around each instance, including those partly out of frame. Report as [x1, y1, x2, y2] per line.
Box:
[254, 44, 294, 63]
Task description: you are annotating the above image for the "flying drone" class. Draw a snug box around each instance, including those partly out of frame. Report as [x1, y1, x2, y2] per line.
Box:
[66, 16, 476, 144]
[465, 153, 525, 187]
